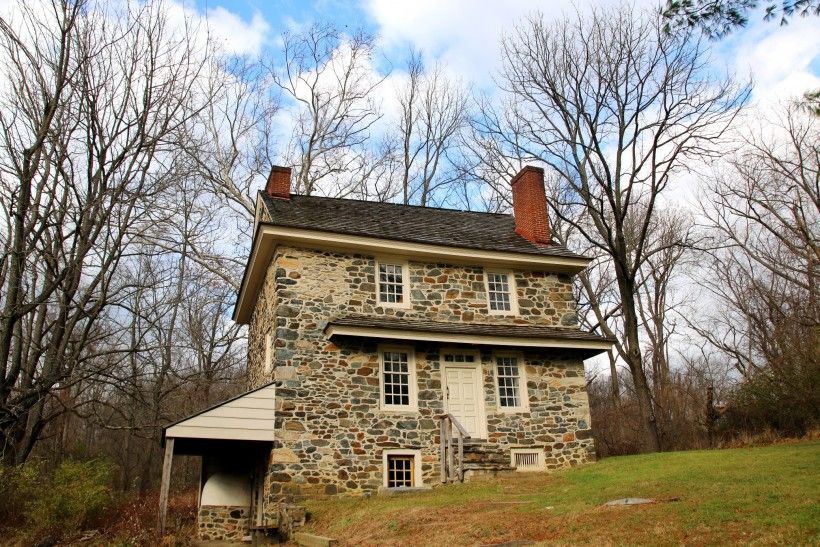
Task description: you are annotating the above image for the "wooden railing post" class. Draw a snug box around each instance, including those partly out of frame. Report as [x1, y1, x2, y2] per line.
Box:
[446, 418, 455, 483]
[439, 417, 447, 483]
[457, 433, 464, 482]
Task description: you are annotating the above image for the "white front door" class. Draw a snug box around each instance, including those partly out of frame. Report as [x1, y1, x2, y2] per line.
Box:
[443, 360, 485, 439]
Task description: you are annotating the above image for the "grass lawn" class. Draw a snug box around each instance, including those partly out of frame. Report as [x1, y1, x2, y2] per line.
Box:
[300, 441, 819, 546]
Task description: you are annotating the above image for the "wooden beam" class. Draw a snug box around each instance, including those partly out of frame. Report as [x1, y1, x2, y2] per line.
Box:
[446, 420, 454, 483]
[439, 419, 447, 483]
[158, 437, 175, 536]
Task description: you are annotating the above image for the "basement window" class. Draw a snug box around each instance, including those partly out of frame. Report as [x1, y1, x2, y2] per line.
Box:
[377, 260, 410, 308]
[386, 455, 415, 488]
[510, 449, 545, 471]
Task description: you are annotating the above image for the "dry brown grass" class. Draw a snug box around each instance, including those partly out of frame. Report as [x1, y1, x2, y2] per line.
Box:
[299, 442, 820, 546]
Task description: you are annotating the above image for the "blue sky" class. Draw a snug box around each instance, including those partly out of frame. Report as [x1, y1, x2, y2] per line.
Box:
[192, 0, 820, 107]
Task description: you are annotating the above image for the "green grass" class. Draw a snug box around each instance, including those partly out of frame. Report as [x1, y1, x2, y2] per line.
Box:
[301, 441, 820, 545]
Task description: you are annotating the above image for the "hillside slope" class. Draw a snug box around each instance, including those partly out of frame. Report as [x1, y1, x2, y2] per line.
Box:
[300, 441, 819, 545]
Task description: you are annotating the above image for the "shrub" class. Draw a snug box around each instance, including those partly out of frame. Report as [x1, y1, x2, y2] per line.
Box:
[28, 459, 114, 532]
[721, 359, 820, 438]
[0, 459, 113, 540]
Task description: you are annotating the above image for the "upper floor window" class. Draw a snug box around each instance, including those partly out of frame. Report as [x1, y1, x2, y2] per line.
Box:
[379, 347, 417, 411]
[495, 355, 527, 410]
[377, 260, 410, 307]
[485, 270, 517, 314]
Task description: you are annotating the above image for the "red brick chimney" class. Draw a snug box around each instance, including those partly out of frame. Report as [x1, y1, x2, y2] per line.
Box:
[511, 165, 551, 245]
[266, 165, 292, 200]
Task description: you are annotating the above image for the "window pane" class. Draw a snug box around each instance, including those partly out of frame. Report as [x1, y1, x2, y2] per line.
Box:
[497, 356, 521, 407]
[387, 455, 415, 488]
[487, 272, 512, 311]
[379, 263, 405, 304]
[383, 351, 411, 407]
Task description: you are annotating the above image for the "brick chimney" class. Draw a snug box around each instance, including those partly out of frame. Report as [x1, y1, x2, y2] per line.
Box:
[266, 165, 292, 200]
[511, 165, 551, 245]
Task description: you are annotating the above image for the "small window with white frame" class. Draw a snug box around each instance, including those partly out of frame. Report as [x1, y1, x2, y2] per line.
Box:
[382, 449, 422, 489]
[495, 355, 527, 410]
[376, 260, 410, 307]
[485, 270, 517, 314]
[379, 347, 417, 411]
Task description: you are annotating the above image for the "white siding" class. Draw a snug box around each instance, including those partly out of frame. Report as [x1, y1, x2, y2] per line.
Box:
[165, 384, 276, 442]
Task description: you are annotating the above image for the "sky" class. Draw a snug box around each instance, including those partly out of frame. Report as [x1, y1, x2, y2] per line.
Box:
[195, 0, 820, 106]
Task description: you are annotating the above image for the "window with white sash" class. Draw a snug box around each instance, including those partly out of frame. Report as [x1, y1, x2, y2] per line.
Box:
[485, 270, 517, 314]
[377, 260, 410, 307]
[379, 347, 417, 411]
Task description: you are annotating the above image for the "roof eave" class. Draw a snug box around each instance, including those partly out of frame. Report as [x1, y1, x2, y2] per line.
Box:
[324, 323, 614, 356]
[233, 224, 592, 325]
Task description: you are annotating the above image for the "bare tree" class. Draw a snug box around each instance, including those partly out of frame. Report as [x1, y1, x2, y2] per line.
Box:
[0, 0, 211, 464]
[273, 23, 384, 196]
[695, 103, 818, 395]
[393, 50, 468, 206]
[472, 6, 749, 451]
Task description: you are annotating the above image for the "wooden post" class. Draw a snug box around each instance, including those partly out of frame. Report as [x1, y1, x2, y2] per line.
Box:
[457, 432, 464, 482]
[447, 419, 455, 483]
[158, 437, 174, 536]
[439, 418, 447, 483]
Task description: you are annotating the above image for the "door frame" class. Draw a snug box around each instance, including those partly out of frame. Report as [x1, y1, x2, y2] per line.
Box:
[440, 349, 487, 439]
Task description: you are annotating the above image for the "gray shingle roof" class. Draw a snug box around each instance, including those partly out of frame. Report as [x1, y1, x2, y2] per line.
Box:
[325, 314, 615, 344]
[260, 192, 586, 259]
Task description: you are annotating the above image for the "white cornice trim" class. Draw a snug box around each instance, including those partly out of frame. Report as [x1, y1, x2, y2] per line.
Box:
[325, 324, 613, 351]
[233, 224, 591, 324]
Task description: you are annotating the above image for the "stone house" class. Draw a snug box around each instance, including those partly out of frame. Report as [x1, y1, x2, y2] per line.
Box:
[159, 165, 614, 541]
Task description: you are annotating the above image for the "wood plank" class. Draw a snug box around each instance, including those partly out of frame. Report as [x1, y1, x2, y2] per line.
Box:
[164, 425, 275, 441]
[457, 433, 464, 482]
[294, 532, 338, 547]
[196, 406, 275, 419]
[176, 415, 276, 429]
[439, 419, 447, 483]
[447, 420, 454, 483]
[158, 438, 174, 535]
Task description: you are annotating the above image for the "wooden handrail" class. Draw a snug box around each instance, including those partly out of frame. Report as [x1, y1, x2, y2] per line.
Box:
[437, 414, 468, 483]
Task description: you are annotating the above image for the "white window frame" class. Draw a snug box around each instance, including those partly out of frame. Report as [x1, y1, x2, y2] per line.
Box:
[376, 258, 411, 309]
[379, 345, 418, 412]
[382, 448, 423, 489]
[264, 331, 273, 373]
[510, 447, 546, 472]
[493, 352, 529, 412]
[484, 269, 518, 315]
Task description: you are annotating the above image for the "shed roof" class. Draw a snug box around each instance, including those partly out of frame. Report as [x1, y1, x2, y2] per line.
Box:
[163, 381, 278, 442]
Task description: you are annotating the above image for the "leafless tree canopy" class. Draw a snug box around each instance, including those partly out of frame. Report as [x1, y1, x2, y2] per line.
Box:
[472, 6, 750, 451]
[0, 0, 245, 472]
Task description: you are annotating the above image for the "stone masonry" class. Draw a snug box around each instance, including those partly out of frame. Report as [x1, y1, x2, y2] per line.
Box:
[198, 506, 250, 541]
[246, 244, 595, 505]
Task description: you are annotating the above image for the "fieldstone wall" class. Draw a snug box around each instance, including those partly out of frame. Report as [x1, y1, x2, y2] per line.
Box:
[198, 505, 250, 541]
[246, 245, 594, 502]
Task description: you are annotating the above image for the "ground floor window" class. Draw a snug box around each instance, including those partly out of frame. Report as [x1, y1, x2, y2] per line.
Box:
[386, 455, 415, 488]
[382, 449, 422, 489]
[496, 355, 523, 409]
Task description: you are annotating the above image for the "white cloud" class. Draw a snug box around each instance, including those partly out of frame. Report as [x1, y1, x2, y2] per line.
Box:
[366, 0, 558, 85]
[730, 15, 820, 107]
[204, 7, 270, 57]
[366, 0, 657, 86]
